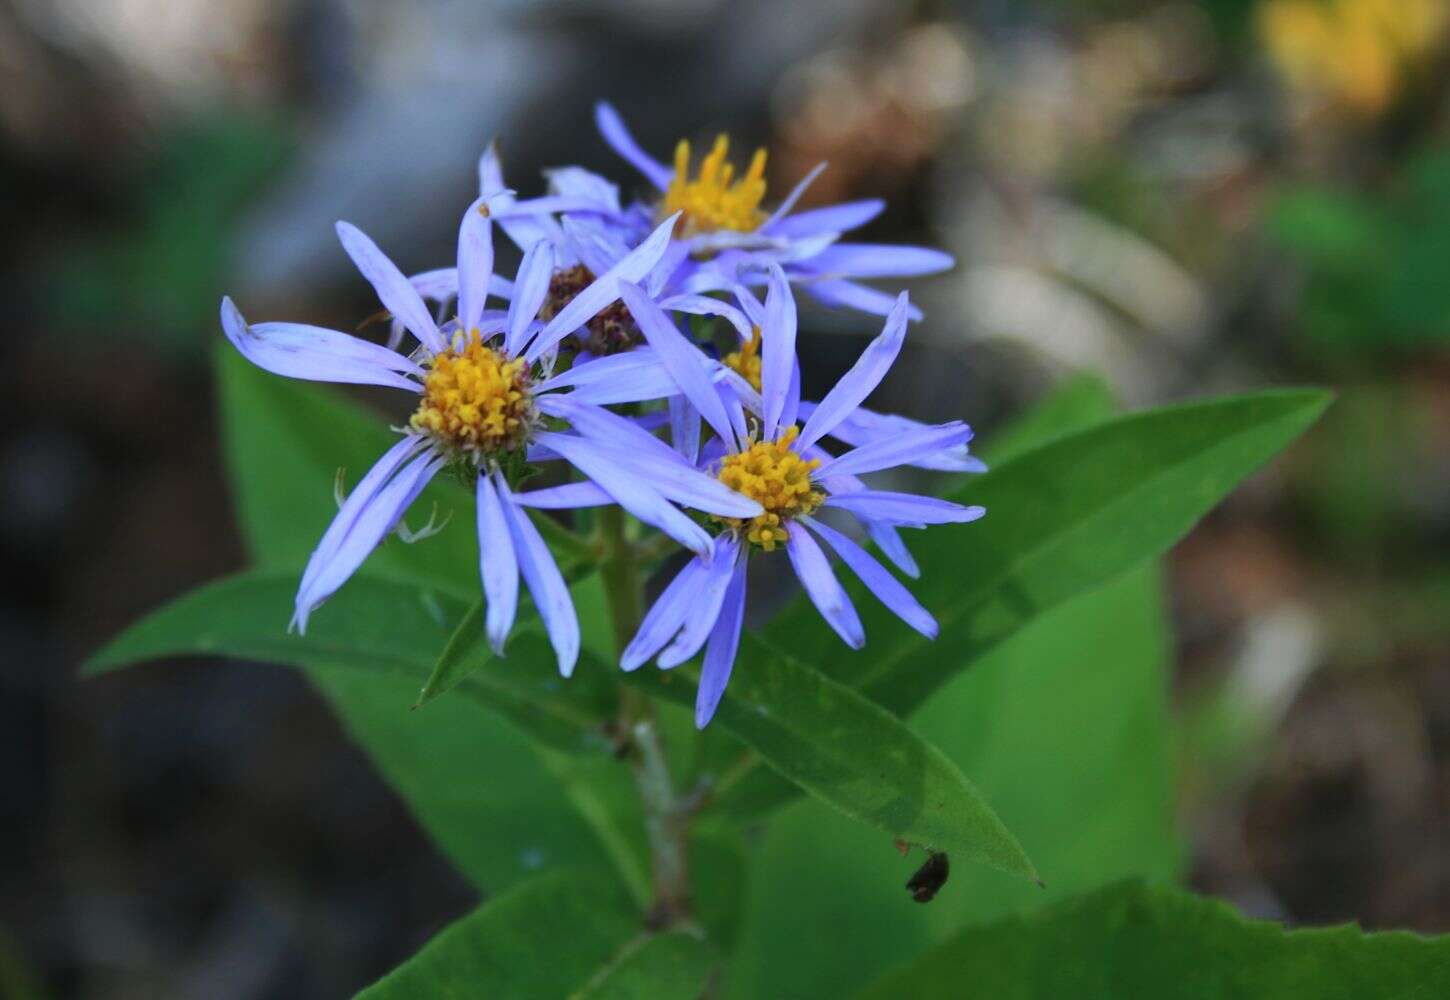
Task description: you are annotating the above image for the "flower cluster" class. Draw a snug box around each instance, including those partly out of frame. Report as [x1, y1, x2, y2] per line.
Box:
[221, 104, 984, 726]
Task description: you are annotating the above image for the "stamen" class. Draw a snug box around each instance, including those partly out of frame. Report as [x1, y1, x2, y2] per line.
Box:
[661, 134, 769, 236]
[410, 330, 535, 459]
[722, 326, 762, 393]
[714, 426, 824, 551]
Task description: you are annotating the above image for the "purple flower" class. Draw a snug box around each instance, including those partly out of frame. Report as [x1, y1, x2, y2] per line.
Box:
[221, 198, 762, 675]
[618, 278, 984, 727]
[575, 102, 955, 321]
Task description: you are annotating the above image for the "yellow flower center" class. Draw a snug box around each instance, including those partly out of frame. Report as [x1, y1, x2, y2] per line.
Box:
[662, 134, 768, 236]
[722, 326, 763, 392]
[410, 330, 534, 459]
[714, 426, 824, 551]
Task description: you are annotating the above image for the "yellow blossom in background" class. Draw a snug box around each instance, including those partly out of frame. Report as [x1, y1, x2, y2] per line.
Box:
[1259, 0, 1446, 115]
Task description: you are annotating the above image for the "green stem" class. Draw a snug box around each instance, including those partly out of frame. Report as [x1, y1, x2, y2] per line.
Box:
[597, 507, 692, 927]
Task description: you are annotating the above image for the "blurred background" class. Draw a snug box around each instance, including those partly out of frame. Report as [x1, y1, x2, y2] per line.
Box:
[3, 0, 1449, 995]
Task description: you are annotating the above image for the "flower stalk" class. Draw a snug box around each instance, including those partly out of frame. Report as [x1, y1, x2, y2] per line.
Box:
[598, 506, 693, 927]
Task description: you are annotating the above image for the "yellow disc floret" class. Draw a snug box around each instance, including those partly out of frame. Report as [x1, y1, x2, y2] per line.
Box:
[662, 134, 768, 236]
[410, 330, 535, 459]
[715, 426, 824, 551]
[722, 326, 763, 392]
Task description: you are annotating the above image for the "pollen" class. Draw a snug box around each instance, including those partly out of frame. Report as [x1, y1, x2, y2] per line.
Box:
[722, 326, 762, 392]
[662, 134, 768, 236]
[410, 330, 535, 459]
[715, 426, 824, 551]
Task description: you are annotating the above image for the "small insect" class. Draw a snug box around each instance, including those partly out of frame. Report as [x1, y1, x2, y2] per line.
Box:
[905, 851, 949, 903]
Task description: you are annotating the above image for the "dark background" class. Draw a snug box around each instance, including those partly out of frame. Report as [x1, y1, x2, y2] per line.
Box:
[3, 0, 1448, 995]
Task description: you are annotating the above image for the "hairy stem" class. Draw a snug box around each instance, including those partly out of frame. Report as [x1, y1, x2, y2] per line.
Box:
[598, 507, 692, 927]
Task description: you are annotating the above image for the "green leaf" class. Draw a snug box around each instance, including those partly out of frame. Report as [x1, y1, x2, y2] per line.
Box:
[356, 868, 715, 999]
[624, 634, 1037, 882]
[85, 570, 631, 892]
[710, 388, 1330, 824]
[722, 382, 1179, 998]
[854, 881, 1450, 1000]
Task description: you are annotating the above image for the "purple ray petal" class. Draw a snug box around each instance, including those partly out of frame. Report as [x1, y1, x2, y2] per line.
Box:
[221, 298, 423, 392]
[696, 552, 748, 728]
[619, 280, 736, 445]
[668, 394, 701, 465]
[457, 197, 495, 333]
[869, 520, 920, 578]
[659, 294, 754, 343]
[526, 214, 679, 363]
[511, 479, 615, 510]
[595, 102, 673, 190]
[534, 431, 715, 557]
[815, 421, 974, 479]
[785, 522, 864, 649]
[476, 471, 519, 655]
[823, 490, 986, 526]
[545, 166, 621, 213]
[335, 221, 444, 354]
[294, 442, 441, 632]
[760, 162, 828, 232]
[804, 243, 955, 278]
[623, 556, 707, 672]
[759, 263, 797, 438]
[658, 536, 740, 668]
[496, 476, 580, 676]
[803, 278, 924, 322]
[803, 517, 936, 639]
[769, 199, 885, 239]
[798, 292, 910, 451]
[505, 239, 555, 356]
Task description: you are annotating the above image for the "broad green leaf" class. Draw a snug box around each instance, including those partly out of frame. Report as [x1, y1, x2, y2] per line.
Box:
[855, 881, 1450, 999]
[85, 570, 632, 892]
[572, 933, 718, 1000]
[624, 634, 1037, 882]
[711, 388, 1330, 823]
[726, 570, 1176, 998]
[356, 868, 715, 999]
[723, 381, 1178, 997]
[209, 350, 610, 895]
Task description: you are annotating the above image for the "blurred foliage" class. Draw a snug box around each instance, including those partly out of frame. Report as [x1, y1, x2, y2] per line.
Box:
[44, 115, 292, 357]
[1270, 151, 1450, 354]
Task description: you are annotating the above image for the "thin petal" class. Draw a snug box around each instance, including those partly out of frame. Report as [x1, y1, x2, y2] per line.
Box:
[622, 556, 707, 671]
[815, 421, 974, 479]
[619, 280, 736, 445]
[561, 216, 629, 276]
[476, 472, 519, 655]
[335, 221, 444, 354]
[505, 240, 555, 356]
[823, 490, 986, 526]
[768, 199, 885, 239]
[799, 402, 986, 473]
[496, 476, 580, 676]
[595, 101, 673, 190]
[658, 294, 754, 343]
[760, 263, 797, 437]
[221, 298, 422, 392]
[526, 214, 680, 363]
[534, 431, 715, 557]
[785, 522, 864, 649]
[668, 394, 701, 465]
[798, 292, 910, 451]
[457, 197, 495, 332]
[760, 162, 828, 232]
[511, 480, 614, 509]
[545, 165, 621, 213]
[804, 243, 955, 278]
[696, 553, 748, 728]
[803, 278, 924, 322]
[869, 520, 920, 578]
[803, 517, 936, 638]
[294, 443, 441, 632]
[658, 536, 740, 668]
